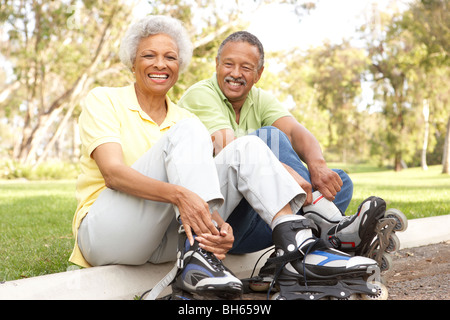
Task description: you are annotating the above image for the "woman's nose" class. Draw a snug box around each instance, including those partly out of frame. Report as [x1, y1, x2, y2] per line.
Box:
[153, 56, 166, 69]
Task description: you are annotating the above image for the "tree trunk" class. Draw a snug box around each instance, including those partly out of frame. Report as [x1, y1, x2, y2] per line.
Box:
[421, 99, 429, 171]
[394, 152, 403, 172]
[442, 115, 450, 174]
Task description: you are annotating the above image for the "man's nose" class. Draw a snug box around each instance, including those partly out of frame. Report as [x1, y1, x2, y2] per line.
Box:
[230, 65, 242, 78]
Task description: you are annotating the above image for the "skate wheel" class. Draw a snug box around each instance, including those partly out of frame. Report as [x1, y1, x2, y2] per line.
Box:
[385, 208, 408, 232]
[271, 292, 284, 300]
[361, 282, 388, 300]
[386, 233, 401, 253]
[249, 281, 270, 292]
[371, 250, 393, 272]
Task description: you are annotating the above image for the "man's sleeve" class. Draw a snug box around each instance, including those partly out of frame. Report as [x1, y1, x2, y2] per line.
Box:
[179, 86, 232, 135]
[259, 89, 293, 127]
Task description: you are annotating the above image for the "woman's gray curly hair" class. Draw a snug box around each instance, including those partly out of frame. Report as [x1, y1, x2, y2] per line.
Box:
[119, 15, 193, 73]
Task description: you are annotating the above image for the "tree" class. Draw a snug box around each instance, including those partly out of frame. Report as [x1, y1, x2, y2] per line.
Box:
[1, 0, 315, 167]
[405, 0, 450, 173]
[0, 0, 137, 165]
[361, 0, 449, 172]
[308, 42, 370, 162]
[397, 0, 450, 173]
[278, 41, 370, 162]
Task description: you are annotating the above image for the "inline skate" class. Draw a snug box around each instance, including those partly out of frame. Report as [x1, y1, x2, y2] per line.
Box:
[302, 191, 408, 272]
[171, 225, 243, 300]
[267, 215, 387, 300]
[143, 224, 243, 300]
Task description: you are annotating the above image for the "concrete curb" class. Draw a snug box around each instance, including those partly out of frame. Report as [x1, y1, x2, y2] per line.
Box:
[1, 215, 449, 300]
[396, 214, 450, 250]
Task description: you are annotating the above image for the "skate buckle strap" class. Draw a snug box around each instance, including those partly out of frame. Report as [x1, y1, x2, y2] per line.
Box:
[267, 250, 303, 267]
[144, 264, 179, 300]
[144, 252, 187, 300]
[144, 226, 186, 300]
[291, 219, 318, 234]
[144, 251, 185, 300]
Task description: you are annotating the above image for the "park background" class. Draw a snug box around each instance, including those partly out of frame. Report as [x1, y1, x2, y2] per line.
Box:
[0, 0, 449, 281]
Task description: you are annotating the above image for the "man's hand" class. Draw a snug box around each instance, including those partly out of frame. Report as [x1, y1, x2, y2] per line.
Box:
[272, 117, 342, 202]
[309, 164, 343, 202]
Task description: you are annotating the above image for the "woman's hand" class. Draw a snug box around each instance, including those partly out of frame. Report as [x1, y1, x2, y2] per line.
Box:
[174, 186, 219, 246]
[196, 222, 234, 260]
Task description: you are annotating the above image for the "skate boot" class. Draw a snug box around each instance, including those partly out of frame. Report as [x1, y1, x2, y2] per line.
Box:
[302, 191, 407, 272]
[267, 215, 388, 300]
[303, 192, 386, 254]
[172, 226, 243, 300]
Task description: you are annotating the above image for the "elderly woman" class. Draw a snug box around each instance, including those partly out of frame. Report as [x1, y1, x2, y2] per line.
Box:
[70, 14, 236, 291]
[70, 15, 319, 299]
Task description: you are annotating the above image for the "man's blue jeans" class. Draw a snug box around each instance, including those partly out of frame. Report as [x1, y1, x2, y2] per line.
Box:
[227, 126, 353, 254]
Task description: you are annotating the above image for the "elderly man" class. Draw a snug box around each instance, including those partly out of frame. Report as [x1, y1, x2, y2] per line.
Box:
[179, 31, 386, 257]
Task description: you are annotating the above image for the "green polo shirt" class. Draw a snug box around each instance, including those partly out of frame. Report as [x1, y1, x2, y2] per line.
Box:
[178, 73, 291, 137]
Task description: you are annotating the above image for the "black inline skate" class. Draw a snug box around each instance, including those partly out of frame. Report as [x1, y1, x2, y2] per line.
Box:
[268, 216, 388, 300]
[303, 191, 408, 273]
[143, 224, 243, 300]
[171, 226, 243, 300]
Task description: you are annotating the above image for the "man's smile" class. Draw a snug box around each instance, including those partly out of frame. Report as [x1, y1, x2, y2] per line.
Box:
[224, 76, 247, 88]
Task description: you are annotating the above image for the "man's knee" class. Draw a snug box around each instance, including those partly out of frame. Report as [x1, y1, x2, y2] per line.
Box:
[334, 169, 352, 186]
[333, 169, 354, 200]
[251, 126, 292, 156]
[252, 126, 287, 140]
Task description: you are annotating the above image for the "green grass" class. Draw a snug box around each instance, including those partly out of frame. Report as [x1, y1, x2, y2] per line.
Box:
[334, 164, 450, 219]
[0, 164, 449, 281]
[0, 180, 77, 282]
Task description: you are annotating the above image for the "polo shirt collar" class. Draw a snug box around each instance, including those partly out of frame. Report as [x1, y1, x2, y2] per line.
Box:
[126, 84, 177, 129]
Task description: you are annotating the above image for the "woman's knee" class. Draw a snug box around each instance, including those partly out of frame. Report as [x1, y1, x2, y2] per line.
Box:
[169, 118, 210, 142]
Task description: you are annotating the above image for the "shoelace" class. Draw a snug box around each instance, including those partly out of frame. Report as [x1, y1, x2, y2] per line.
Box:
[197, 247, 225, 272]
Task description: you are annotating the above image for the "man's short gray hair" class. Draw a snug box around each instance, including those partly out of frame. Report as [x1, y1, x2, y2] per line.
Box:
[119, 15, 193, 72]
[217, 31, 265, 71]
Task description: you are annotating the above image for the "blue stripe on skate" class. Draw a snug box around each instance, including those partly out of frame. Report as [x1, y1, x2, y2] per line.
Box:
[312, 250, 350, 266]
[182, 263, 214, 278]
